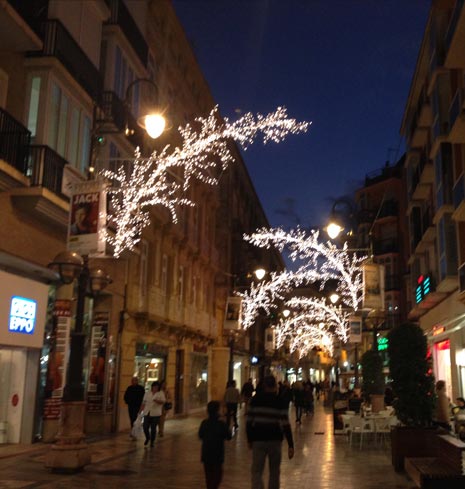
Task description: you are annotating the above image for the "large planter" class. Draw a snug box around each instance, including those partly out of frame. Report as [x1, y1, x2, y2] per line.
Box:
[391, 426, 437, 472]
[370, 394, 384, 413]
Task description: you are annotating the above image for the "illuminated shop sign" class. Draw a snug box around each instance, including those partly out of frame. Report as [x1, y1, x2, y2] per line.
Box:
[9, 296, 37, 335]
[378, 337, 389, 351]
[415, 275, 431, 304]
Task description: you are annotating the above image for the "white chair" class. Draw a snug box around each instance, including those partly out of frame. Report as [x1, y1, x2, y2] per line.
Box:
[373, 416, 391, 447]
[345, 410, 356, 415]
[388, 415, 399, 428]
[349, 417, 374, 449]
[341, 414, 352, 439]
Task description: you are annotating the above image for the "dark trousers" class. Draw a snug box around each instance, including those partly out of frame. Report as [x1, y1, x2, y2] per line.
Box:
[128, 406, 139, 427]
[204, 463, 223, 489]
[143, 415, 160, 443]
[295, 405, 303, 422]
[226, 403, 238, 428]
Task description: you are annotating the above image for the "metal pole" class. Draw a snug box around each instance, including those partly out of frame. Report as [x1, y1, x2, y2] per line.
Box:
[228, 335, 234, 382]
[63, 256, 89, 402]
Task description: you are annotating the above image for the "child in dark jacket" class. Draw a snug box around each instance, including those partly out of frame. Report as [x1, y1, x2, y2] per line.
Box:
[198, 401, 232, 489]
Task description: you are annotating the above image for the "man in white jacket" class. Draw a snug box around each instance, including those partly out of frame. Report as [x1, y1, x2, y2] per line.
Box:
[139, 381, 166, 447]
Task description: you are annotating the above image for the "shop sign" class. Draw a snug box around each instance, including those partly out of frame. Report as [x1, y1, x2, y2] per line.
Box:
[9, 296, 36, 335]
[415, 275, 431, 304]
[378, 337, 388, 351]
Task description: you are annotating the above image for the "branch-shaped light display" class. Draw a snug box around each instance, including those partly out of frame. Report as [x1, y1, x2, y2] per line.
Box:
[101, 106, 309, 257]
[239, 227, 365, 352]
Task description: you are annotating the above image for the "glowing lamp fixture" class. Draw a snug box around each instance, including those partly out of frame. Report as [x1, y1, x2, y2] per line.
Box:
[327, 222, 343, 240]
[254, 268, 266, 281]
[329, 293, 339, 304]
[138, 113, 166, 139]
[282, 309, 291, 318]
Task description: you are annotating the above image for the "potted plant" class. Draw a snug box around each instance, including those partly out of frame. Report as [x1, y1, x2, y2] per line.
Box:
[361, 349, 385, 413]
[387, 322, 436, 471]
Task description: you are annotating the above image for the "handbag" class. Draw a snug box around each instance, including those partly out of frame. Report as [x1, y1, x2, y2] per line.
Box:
[131, 413, 144, 438]
[164, 402, 173, 411]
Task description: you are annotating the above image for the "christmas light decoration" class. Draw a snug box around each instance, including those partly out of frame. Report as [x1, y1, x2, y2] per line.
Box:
[101, 106, 309, 257]
[239, 227, 365, 352]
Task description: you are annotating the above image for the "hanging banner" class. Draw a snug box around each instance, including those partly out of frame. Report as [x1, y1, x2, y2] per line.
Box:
[68, 181, 107, 257]
[224, 296, 242, 331]
[265, 327, 276, 352]
[362, 262, 385, 310]
[87, 311, 109, 412]
[348, 316, 362, 343]
[43, 300, 71, 420]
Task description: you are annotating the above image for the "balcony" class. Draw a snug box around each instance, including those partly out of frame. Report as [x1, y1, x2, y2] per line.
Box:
[0, 107, 31, 190]
[104, 0, 148, 67]
[459, 262, 465, 304]
[95, 91, 145, 149]
[449, 87, 465, 143]
[0, 1, 42, 51]
[10, 145, 69, 228]
[413, 209, 436, 254]
[385, 274, 401, 291]
[431, 117, 449, 155]
[452, 174, 465, 221]
[372, 238, 399, 255]
[410, 154, 434, 201]
[445, 0, 465, 69]
[27, 20, 102, 100]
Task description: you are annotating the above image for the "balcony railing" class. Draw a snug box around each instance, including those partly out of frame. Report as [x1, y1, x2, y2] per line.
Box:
[449, 87, 464, 130]
[372, 238, 399, 255]
[432, 116, 449, 142]
[0, 107, 31, 173]
[27, 145, 68, 199]
[104, 0, 148, 67]
[454, 174, 465, 210]
[28, 20, 102, 100]
[445, 0, 465, 53]
[385, 274, 401, 291]
[96, 91, 145, 149]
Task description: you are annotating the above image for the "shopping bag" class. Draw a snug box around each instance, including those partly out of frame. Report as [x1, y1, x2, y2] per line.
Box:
[131, 413, 144, 438]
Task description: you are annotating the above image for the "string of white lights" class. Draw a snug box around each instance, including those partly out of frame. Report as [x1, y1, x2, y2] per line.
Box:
[101, 106, 309, 257]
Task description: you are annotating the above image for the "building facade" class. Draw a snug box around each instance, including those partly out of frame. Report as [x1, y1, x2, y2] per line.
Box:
[0, 0, 278, 444]
[401, 0, 465, 400]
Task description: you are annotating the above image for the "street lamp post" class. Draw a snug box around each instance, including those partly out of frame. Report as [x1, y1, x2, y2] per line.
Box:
[45, 251, 111, 472]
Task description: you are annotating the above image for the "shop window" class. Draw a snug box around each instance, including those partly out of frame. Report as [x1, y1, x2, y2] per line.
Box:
[189, 353, 208, 409]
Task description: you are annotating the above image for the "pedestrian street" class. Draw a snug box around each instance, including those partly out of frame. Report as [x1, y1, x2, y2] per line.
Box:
[0, 402, 415, 489]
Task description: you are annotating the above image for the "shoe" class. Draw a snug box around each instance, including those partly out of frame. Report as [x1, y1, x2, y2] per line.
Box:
[158, 432, 163, 437]
[144, 439, 149, 446]
[234, 425, 238, 429]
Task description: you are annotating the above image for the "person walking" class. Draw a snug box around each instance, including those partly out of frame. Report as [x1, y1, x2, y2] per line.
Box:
[224, 380, 241, 429]
[292, 381, 305, 424]
[246, 375, 294, 489]
[124, 376, 145, 438]
[139, 381, 166, 447]
[199, 401, 232, 489]
[158, 380, 171, 437]
[241, 378, 255, 414]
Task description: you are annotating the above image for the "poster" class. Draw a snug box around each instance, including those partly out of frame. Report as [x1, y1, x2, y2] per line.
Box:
[348, 316, 362, 343]
[224, 296, 242, 331]
[362, 262, 385, 310]
[87, 311, 109, 412]
[68, 181, 107, 256]
[43, 300, 71, 420]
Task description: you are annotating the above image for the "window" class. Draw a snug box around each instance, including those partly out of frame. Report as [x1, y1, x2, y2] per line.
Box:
[27, 76, 41, 138]
[438, 214, 457, 281]
[46, 81, 91, 174]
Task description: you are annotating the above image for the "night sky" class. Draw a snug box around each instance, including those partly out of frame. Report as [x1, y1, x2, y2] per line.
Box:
[172, 0, 430, 230]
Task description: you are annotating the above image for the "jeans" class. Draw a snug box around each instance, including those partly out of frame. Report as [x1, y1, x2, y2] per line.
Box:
[226, 403, 238, 428]
[251, 440, 282, 489]
[143, 415, 160, 444]
[204, 463, 223, 489]
[295, 405, 303, 422]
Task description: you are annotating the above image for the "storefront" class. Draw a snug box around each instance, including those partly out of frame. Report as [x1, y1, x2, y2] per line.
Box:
[189, 350, 208, 410]
[0, 269, 50, 443]
[134, 343, 168, 390]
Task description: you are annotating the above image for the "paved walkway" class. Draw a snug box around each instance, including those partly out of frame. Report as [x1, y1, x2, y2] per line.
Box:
[0, 402, 415, 488]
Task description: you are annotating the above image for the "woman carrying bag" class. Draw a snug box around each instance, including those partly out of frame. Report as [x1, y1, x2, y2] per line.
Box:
[159, 380, 172, 437]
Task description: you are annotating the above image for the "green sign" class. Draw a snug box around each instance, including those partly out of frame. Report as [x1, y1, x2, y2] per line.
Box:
[378, 337, 388, 351]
